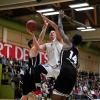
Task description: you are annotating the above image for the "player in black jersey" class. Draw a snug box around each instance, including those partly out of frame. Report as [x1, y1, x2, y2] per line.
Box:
[52, 11, 82, 100]
[20, 18, 48, 100]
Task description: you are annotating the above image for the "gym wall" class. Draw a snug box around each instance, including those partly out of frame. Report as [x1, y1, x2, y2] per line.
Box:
[0, 26, 2, 41]
[0, 25, 31, 48]
[7, 28, 31, 48]
[80, 51, 100, 73]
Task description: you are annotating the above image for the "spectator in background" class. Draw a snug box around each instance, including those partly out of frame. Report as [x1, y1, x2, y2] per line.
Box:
[7, 58, 13, 82]
[10, 58, 13, 65]
[2, 56, 7, 79]
[2, 56, 7, 64]
[0, 56, 2, 63]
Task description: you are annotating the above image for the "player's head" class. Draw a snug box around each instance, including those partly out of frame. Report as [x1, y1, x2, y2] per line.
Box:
[28, 39, 33, 48]
[72, 34, 82, 46]
[49, 30, 56, 41]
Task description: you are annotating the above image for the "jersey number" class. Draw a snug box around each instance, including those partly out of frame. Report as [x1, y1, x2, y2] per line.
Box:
[69, 51, 77, 64]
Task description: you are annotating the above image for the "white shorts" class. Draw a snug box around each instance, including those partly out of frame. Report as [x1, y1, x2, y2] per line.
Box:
[42, 64, 60, 79]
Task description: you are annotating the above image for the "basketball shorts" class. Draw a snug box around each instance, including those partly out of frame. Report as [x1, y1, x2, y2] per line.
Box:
[54, 61, 77, 95]
[42, 64, 60, 79]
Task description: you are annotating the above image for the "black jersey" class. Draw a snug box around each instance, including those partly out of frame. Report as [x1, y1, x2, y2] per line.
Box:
[60, 46, 79, 68]
[28, 54, 40, 75]
[28, 54, 40, 68]
[22, 54, 40, 95]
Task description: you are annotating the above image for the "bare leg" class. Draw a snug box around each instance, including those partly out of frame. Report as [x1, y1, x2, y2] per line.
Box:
[20, 95, 27, 100]
[52, 94, 68, 100]
[61, 96, 67, 100]
[52, 94, 62, 100]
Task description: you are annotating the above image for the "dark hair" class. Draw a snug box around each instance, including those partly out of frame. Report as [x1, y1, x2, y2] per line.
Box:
[28, 39, 33, 48]
[72, 34, 82, 46]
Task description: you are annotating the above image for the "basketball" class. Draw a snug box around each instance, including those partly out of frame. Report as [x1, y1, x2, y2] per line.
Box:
[26, 20, 36, 32]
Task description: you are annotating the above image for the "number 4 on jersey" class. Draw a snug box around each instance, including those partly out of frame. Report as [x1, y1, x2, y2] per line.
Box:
[69, 50, 77, 64]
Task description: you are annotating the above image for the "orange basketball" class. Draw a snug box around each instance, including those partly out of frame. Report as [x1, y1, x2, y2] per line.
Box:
[26, 20, 36, 32]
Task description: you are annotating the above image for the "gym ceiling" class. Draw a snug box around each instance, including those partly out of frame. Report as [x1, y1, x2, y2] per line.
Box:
[0, 0, 100, 54]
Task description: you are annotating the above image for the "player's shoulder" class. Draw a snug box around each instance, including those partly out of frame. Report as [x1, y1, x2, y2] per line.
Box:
[45, 42, 52, 46]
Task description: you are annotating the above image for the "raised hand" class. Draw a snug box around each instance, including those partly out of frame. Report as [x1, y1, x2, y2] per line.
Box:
[39, 13, 49, 27]
[59, 10, 65, 18]
[27, 28, 34, 36]
[44, 20, 48, 27]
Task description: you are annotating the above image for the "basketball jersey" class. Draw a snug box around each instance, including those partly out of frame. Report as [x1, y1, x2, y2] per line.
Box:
[60, 46, 79, 68]
[45, 39, 63, 67]
[21, 55, 40, 94]
[28, 54, 40, 67]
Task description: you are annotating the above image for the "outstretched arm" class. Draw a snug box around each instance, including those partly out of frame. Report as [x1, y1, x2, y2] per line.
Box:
[38, 19, 48, 44]
[27, 30, 40, 57]
[27, 26, 47, 53]
[42, 15, 62, 43]
[28, 30, 40, 51]
[58, 11, 72, 47]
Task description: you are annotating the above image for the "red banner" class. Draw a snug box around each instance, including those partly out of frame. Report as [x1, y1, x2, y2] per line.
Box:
[0, 42, 48, 63]
[0, 42, 29, 61]
[40, 52, 48, 64]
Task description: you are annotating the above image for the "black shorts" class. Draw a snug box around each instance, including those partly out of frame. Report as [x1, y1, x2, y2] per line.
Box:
[54, 61, 77, 95]
[34, 64, 47, 83]
[22, 72, 36, 95]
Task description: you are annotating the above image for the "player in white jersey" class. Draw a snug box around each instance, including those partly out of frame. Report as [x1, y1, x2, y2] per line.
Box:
[39, 15, 63, 78]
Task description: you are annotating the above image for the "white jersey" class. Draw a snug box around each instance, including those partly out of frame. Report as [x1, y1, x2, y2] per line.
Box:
[45, 39, 63, 67]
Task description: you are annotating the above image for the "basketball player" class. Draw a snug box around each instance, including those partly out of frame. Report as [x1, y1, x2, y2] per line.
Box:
[38, 14, 63, 79]
[20, 17, 48, 100]
[26, 13, 63, 84]
[52, 11, 82, 100]
[26, 14, 63, 88]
